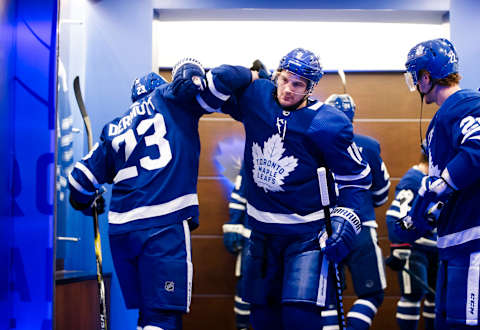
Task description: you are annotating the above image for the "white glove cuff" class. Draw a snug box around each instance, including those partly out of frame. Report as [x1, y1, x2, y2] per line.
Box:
[222, 224, 251, 238]
[331, 207, 362, 234]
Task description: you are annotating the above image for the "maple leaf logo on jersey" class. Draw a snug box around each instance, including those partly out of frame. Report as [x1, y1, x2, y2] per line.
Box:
[252, 134, 298, 192]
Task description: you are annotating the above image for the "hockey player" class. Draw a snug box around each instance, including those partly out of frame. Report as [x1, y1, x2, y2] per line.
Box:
[325, 94, 390, 329]
[68, 60, 208, 330]
[222, 164, 251, 330]
[386, 147, 437, 330]
[174, 48, 372, 329]
[401, 38, 480, 328]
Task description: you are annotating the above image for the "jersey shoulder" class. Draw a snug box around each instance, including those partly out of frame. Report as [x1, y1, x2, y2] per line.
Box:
[309, 104, 352, 135]
[397, 167, 424, 191]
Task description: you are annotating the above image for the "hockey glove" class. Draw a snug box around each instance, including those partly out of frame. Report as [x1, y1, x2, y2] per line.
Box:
[402, 175, 454, 234]
[319, 207, 361, 263]
[250, 59, 272, 80]
[170, 57, 206, 98]
[131, 72, 166, 102]
[385, 244, 411, 272]
[222, 223, 251, 254]
[69, 190, 106, 216]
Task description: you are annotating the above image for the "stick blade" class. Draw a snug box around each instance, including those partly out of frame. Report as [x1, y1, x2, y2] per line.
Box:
[73, 76, 88, 119]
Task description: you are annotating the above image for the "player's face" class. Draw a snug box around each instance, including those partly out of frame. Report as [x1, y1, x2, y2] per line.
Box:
[276, 71, 309, 108]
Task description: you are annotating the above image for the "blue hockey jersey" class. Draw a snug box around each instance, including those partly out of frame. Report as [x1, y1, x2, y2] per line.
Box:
[197, 65, 372, 235]
[68, 84, 208, 234]
[354, 134, 391, 226]
[386, 166, 436, 252]
[426, 89, 480, 259]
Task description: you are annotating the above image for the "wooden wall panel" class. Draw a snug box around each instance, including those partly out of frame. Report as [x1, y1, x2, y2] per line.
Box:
[197, 179, 230, 235]
[198, 117, 245, 177]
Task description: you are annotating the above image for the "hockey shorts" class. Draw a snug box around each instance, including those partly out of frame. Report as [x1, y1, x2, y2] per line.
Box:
[109, 220, 193, 312]
[343, 226, 386, 297]
[397, 247, 438, 301]
[241, 230, 338, 307]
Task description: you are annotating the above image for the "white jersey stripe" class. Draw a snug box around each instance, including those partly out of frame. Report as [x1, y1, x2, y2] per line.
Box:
[231, 192, 247, 204]
[397, 300, 420, 308]
[108, 194, 199, 224]
[229, 202, 246, 210]
[335, 164, 371, 181]
[207, 71, 230, 101]
[372, 181, 391, 196]
[75, 162, 100, 187]
[247, 202, 327, 225]
[68, 173, 95, 196]
[437, 225, 480, 249]
[196, 94, 221, 113]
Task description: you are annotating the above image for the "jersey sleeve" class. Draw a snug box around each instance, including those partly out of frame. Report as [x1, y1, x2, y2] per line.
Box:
[445, 113, 480, 189]
[227, 165, 247, 226]
[68, 126, 114, 205]
[307, 106, 372, 214]
[385, 186, 416, 243]
[195, 65, 252, 120]
[366, 140, 391, 207]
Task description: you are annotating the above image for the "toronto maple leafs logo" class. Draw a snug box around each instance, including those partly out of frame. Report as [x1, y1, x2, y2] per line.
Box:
[252, 134, 298, 192]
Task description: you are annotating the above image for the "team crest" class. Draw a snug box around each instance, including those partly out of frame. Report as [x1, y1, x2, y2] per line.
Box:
[252, 134, 298, 192]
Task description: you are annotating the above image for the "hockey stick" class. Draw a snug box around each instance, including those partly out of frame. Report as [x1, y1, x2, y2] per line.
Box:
[317, 167, 346, 329]
[385, 255, 436, 295]
[73, 76, 108, 330]
[338, 68, 347, 94]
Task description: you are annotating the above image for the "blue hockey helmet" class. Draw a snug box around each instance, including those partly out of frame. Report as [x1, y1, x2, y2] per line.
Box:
[278, 48, 323, 92]
[131, 72, 167, 102]
[325, 94, 356, 122]
[404, 38, 459, 92]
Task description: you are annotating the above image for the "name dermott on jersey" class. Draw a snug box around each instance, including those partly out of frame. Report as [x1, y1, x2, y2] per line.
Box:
[108, 96, 156, 136]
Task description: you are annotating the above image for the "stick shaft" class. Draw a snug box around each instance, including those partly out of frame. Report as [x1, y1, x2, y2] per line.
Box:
[317, 167, 345, 329]
[73, 76, 108, 330]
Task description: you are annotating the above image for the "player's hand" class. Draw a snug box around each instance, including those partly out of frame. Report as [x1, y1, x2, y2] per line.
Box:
[69, 189, 106, 216]
[319, 208, 361, 263]
[385, 244, 411, 272]
[250, 59, 271, 80]
[222, 224, 249, 254]
[170, 58, 206, 98]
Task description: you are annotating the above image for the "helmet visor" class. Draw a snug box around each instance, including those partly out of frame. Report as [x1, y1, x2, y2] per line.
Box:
[404, 72, 417, 92]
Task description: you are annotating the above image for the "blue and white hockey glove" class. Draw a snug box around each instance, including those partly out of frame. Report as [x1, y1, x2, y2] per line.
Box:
[319, 207, 361, 263]
[250, 59, 272, 80]
[400, 175, 454, 234]
[131, 72, 166, 102]
[222, 223, 251, 254]
[170, 57, 206, 98]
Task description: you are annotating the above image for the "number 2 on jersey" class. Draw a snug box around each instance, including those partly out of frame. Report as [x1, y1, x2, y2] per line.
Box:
[112, 113, 172, 182]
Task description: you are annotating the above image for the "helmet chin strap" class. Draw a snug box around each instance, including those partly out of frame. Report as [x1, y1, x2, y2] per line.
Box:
[417, 79, 436, 153]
